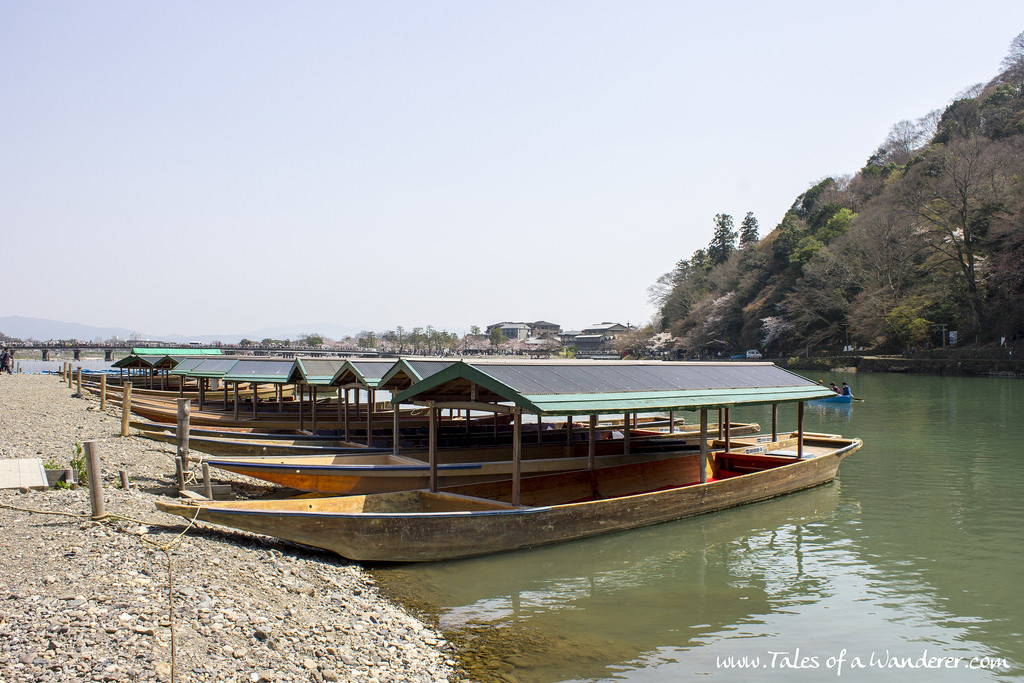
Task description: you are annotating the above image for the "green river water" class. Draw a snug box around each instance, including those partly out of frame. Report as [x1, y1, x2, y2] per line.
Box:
[375, 372, 1024, 682]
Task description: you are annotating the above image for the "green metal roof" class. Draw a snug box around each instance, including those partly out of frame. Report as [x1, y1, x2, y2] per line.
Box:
[167, 357, 207, 375]
[111, 354, 180, 369]
[291, 357, 347, 385]
[330, 359, 401, 389]
[132, 347, 223, 356]
[171, 358, 240, 378]
[378, 358, 457, 391]
[112, 354, 160, 369]
[391, 360, 836, 416]
[221, 358, 296, 384]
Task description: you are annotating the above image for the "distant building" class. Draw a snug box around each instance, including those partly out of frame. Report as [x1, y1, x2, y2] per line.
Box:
[580, 322, 630, 336]
[568, 322, 631, 357]
[572, 334, 607, 355]
[530, 320, 561, 336]
[486, 320, 562, 341]
[486, 322, 531, 341]
[559, 330, 581, 345]
[483, 320, 626, 355]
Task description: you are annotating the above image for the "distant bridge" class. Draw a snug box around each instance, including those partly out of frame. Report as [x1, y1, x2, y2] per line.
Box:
[5, 342, 381, 362]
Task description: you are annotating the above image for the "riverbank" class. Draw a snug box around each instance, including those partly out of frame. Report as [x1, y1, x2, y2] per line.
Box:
[775, 351, 1023, 378]
[0, 374, 457, 682]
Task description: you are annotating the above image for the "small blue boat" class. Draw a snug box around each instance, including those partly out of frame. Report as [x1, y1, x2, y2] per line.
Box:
[811, 394, 853, 404]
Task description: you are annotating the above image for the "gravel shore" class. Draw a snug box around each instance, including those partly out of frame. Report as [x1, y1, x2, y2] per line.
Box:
[0, 373, 458, 682]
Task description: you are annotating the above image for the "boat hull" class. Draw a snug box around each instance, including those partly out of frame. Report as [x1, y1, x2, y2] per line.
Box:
[157, 437, 861, 562]
[204, 448, 699, 494]
[810, 394, 852, 404]
[200, 427, 774, 495]
[134, 416, 760, 459]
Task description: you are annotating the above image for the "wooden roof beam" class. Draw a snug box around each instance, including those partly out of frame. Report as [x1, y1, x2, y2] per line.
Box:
[410, 400, 514, 415]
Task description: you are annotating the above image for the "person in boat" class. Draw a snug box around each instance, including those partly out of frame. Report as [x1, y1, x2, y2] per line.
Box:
[829, 382, 840, 394]
[840, 382, 852, 396]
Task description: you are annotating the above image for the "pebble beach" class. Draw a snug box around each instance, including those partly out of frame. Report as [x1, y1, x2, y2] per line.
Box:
[0, 373, 457, 683]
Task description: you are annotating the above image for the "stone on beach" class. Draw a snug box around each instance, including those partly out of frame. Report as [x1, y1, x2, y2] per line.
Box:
[0, 373, 456, 682]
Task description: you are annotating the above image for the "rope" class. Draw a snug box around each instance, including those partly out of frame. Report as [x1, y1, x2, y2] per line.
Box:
[1, 500, 202, 683]
[0, 502, 89, 519]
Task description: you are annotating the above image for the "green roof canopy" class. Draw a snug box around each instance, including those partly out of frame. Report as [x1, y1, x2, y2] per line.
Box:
[330, 359, 401, 389]
[221, 358, 296, 384]
[392, 360, 836, 416]
[378, 358, 457, 391]
[112, 353, 194, 370]
[291, 358, 347, 385]
[111, 354, 166, 369]
[170, 358, 240, 379]
[166, 357, 207, 375]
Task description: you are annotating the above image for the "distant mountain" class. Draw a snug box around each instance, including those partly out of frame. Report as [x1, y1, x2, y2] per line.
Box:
[0, 316, 145, 342]
[0, 316, 369, 345]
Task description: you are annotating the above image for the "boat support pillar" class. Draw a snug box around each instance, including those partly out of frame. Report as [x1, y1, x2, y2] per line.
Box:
[699, 409, 708, 484]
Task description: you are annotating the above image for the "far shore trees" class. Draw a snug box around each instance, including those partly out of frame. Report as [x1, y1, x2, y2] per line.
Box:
[900, 134, 1010, 336]
[298, 334, 324, 348]
[489, 327, 507, 348]
[650, 33, 1024, 353]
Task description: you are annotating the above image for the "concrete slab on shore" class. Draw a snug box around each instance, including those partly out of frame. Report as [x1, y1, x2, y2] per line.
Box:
[0, 458, 48, 490]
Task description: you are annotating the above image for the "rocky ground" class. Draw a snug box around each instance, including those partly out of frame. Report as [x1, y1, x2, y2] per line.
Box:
[0, 373, 459, 682]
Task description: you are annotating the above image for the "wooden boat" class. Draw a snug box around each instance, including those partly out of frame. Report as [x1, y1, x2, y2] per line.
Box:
[131, 421, 377, 456]
[132, 413, 761, 458]
[156, 433, 862, 562]
[84, 380, 295, 402]
[200, 434, 738, 494]
[131, 421, 310, 438]
[205, 449, 699, 494]
[114, 394, 422, 431]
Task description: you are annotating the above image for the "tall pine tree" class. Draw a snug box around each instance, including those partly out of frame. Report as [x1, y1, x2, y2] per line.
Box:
[739, 212, 759, 247]
[707, 213, 736, 266]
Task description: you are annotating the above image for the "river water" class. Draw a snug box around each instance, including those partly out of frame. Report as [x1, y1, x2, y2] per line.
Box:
[14, 359, 116, 374]
[374, 372, 1024, 681]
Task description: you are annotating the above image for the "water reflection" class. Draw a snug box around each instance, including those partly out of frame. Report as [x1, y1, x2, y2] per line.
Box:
[804, 401, 853, 423]
[14, 359, 114, 373]
[379, 485, 846, 681]
[375, 373, 1024, 682]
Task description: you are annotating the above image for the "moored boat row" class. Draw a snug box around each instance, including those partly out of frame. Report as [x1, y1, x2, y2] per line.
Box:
[156, 359, 862, 563]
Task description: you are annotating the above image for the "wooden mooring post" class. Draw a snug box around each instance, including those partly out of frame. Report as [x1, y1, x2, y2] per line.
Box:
[175, 460, 185, 494]
[75, 367, 82, 396]
[120, 382, 132, 437]
[83, 441, 104, 520]
[202, 462, 212, 499]
[177, 398, 190, 477]
[67, 363, 73, 388]
[100, 375, 107, 411]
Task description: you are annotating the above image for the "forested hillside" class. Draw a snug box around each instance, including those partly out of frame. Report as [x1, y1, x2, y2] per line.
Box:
[647, 31, 1024, 357]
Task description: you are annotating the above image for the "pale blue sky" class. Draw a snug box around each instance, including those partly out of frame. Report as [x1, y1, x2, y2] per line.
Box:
[3, 2, 1022, 338]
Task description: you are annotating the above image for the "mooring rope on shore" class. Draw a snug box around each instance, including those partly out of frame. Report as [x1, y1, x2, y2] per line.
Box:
[1, 501, 202, 683]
